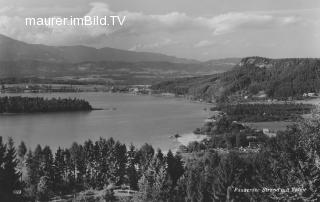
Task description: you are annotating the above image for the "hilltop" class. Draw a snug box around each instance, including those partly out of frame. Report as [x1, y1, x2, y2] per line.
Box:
[152, 57, 320, 102]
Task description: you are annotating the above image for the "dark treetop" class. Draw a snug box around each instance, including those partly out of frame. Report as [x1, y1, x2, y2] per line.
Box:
[0, 96, 93, 113]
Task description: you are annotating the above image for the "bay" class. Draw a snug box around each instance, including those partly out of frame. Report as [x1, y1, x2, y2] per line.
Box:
[0, 92, 209, 151]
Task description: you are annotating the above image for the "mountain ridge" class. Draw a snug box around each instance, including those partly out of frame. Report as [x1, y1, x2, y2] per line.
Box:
[152, 56, 320, 102]
[0, 34, 198, 63]
[0, 34, 241, 83]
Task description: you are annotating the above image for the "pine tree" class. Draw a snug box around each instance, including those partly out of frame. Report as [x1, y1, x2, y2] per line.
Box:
[69, 142, 86, 187]
[25, 144, 43, 197]
[93, 138, 113, 189]
[137, 143, 154, 173]
[113, 141, 127, 185]
[127, 144, 138, 190]
[63, 148, 76, 192]
[155, 148, 164, 163]
[17, 141, 27, 159]
[33, 144, 43, 179]
[16, 141, 27, 183]
[40, 146, 54, 195]
[2, 137, 21, 201]
[83, 139, 95, 188]
[75, 145, 86, 186]
[135, 156, 170, 201]
[53, 147, 65, 195]
[41, 146, 54, 176]
[0, 136, 7, 200]
[134, 174, 150, 201]
[213, 152, 252, 202]
[151, 164, 171, 201]
[24, 150, 37, 200]
[166, 150, 184, 188]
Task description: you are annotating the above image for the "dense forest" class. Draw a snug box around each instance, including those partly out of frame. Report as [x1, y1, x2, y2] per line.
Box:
[0, 96, 92, 113]
[151, 75, 219, 98]
[211, 103, 314, 122]
[152, 57, 320, 102]
[2, 109, 320, 201]
[0, 137, 184, 202]
[219, 57, 320, 101]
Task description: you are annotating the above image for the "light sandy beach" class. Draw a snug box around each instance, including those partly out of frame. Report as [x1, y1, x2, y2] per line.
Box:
[177, 133, 208, 146]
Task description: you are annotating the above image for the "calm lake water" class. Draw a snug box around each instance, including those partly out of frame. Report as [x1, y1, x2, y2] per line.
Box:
[0, 93, 210, 151]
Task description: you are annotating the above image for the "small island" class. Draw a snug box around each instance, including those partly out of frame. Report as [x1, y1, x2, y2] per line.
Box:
[0, 96, 93, 113]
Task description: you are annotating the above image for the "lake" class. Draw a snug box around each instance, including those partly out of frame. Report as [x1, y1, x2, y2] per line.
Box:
[0, 92, 210, 151]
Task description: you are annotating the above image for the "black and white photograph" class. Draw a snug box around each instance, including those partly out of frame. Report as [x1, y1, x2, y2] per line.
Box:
[0, 0, 320, 201]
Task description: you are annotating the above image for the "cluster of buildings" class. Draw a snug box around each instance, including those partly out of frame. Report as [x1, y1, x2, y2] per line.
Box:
[302, 92, 318, 98]
[111, 85, 152, 95]
[203, 111, 277, 154]
[127, 85, 152, 95]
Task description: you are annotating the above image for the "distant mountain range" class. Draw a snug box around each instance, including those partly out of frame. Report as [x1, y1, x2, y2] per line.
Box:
[152, 56, 320, 101]
[3, 34, 319, 100]
[0, 34, 240, 83]
[0, 34, 197, 63]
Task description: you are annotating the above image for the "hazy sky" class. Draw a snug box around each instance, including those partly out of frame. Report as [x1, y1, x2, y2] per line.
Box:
[0, 0, 319, 60]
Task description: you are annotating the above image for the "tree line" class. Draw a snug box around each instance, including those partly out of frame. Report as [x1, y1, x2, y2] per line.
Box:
[0, 96, 92, 113]
[0, 137, 184, 201]
[211, 103, 314, 122]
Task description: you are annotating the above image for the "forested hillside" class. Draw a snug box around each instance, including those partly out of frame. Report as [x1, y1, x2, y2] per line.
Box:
[220, 57, 320, 100]
[152, 57, 320, 102]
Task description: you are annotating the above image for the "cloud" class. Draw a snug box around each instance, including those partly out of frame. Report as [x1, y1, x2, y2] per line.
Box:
[194, 40, 215, 48]
[194, 39, 233, 48]
[0, 6, 12, 14]
[0, 2, 317, 61]
[129, 38, 178, 51]
[0, 2, 305, 44]
[198, 12, 301, 35]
